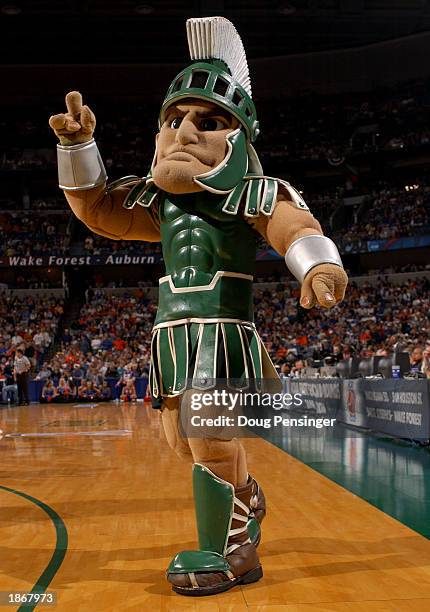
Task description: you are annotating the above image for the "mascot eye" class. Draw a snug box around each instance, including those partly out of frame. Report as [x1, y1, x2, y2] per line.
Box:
[200, 118, 226, 131]
[170, 117, 183, 129]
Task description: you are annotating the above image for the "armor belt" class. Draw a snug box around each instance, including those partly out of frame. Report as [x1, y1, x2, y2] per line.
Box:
[155, 272, 254, 325]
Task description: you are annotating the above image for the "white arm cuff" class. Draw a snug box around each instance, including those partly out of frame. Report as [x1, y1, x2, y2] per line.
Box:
[57, 138, 107, 190]
[285, 235, 343, 283]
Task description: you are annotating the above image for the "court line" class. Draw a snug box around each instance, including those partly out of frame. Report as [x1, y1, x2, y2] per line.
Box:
[0, 485, 68, 611]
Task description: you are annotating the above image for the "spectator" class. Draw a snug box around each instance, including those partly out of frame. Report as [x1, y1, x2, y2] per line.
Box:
[100, 381, 112, 401]
[71, 363, 84, 390]
[410, 346, 424, 373]
[35, 364, 51, 381]
[41, 380, 58, 403]
[13, 348, 31, 405]
[57, 376, 73, 401]
[1, 363, 18, 404]
[422, 343, 430, 378]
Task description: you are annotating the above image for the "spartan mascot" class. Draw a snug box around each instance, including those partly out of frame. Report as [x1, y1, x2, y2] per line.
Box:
[49, 17, 347, 596]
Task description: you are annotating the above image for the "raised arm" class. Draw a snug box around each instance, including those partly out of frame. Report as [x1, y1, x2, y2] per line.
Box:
[49, 91, 160, 242]
[63, 183, 160, 241]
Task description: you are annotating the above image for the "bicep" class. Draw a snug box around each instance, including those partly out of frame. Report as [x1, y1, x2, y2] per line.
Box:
[65, 184, 160, 242]
[265, 199, 322, 256]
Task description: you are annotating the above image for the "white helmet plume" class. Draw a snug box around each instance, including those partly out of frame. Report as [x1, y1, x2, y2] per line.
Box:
[186, 16, 252, 98]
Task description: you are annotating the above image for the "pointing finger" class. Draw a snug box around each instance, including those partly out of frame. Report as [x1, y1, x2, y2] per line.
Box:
[312, 276, 336, 308]
[65, 91, 83, 118]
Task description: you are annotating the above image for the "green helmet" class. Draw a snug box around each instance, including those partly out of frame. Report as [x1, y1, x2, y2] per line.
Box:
[155, 16, 263, 194]
[160, 60, 259, 142]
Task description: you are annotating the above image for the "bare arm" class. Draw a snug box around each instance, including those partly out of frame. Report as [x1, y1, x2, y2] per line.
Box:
[263, 194, 323, 256]
[49, 91, 160, 242]
[64, 183, 160, 242]
[251, 191, 348, 309]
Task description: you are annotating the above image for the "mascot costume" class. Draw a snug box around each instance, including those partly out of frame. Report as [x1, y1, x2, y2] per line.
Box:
[49, 16, 347, 596]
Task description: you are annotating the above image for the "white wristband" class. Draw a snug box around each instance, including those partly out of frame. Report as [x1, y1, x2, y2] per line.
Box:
[285, 235, 343, 283]
[57, 138, 107, 190]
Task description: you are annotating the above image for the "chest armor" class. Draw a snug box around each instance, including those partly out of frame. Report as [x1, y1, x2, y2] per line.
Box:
[159, 191, 257, 287]
[156, 191, 256, 323]
[117, 173, 308, 325]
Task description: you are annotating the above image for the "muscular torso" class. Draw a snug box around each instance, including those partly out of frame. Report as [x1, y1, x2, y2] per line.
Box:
[159, 191, 257, 288]
[63, 178, 323, 323]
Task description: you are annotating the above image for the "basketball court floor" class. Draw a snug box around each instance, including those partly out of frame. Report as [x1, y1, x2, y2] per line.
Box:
[1, 402, 430, 611]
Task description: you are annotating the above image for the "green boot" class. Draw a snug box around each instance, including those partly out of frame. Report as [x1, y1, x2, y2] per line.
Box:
[167, 463, 263, 596]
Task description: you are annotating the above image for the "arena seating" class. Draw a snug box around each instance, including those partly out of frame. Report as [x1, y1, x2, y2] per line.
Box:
[1, 273, 426, 404]
[1, 76, 429, 400]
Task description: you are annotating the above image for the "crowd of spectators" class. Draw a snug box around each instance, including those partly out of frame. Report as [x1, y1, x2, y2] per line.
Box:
[334, 182, 430, 252]
[1, 179, 428, 261]
[65, 179, 430, 260]
[2, 78, 430, 170]
[0, 196, 67, 211]
[30, 289, 155, 402]
[0, 212, 71, 257]
[81, 235, 162, 256]
[254, 277, 430, 378]
[0, 294, 64, 402]
[0, 272, 429, 405]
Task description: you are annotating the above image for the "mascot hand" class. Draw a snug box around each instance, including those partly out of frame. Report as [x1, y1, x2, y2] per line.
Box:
[49, 91, 96, 146]
[300, 263, 348, 309]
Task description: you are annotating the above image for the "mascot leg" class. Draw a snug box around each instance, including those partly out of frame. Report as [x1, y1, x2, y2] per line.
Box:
[160, 398, 266, 594]
[188, 437, 265, 547]
[160, 399, 266, 544]
[160, 396, 193, 463]
[166, 462, 262, 596]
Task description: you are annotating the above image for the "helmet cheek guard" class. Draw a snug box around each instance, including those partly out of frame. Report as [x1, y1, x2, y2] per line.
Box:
[193, 128, 248, 194]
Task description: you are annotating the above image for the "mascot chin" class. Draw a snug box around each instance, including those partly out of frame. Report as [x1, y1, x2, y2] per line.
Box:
[49, 16, 348, 596]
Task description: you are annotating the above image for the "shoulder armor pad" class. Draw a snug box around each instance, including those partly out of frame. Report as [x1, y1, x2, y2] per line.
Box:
[120, 177, 160, 210]
[221, 176, 309, 217]
[277, 179, 309, 211]
[106, 175, 140, 193]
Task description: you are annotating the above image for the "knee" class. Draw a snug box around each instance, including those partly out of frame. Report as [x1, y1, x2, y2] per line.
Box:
[163, 427, 193, 462]
[172, 442, 193, 462]
[189, 437, 240, 466]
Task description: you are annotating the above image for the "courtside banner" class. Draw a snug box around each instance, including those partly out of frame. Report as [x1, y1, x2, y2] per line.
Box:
[338, 378, 430, 441]
[0, 253, 163, 267]
[282, 378, 341, 418]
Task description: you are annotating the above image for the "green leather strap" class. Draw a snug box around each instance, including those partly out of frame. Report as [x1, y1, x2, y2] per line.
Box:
[247, 517, 261, 546]
[167, 550, 230, 574]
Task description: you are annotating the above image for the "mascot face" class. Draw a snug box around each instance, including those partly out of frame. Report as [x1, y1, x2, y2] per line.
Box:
[152, 99, 238, 194]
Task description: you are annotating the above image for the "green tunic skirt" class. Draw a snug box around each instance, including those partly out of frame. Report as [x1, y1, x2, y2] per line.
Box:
[149, 320, 269, 399]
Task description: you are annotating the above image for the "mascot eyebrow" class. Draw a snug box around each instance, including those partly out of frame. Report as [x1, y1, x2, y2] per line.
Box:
[164, 103, 236, 124]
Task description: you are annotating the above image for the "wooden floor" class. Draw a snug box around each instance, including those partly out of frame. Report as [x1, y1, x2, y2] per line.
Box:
[1, 402, 430, 611]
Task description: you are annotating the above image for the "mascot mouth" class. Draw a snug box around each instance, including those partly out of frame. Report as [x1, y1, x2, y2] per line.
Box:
[162, 146, 215, 166]
[165, 151, 196, 162]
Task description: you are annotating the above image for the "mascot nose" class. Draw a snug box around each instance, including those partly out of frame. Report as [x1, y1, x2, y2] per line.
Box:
[176, 119, 199, 145]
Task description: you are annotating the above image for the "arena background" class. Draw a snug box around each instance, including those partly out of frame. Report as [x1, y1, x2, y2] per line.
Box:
[1, 1, 430, 610]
